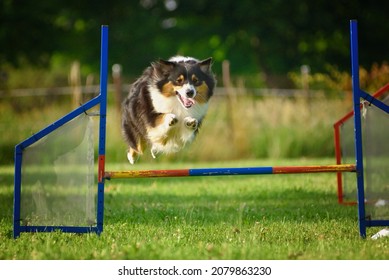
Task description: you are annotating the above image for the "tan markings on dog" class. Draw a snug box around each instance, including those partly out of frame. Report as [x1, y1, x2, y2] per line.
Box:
[146, 113, 177, 146]
[176, 75, 184, 84]
[136, 141, 143, 153]
[150, 135, 168, 146]
[154, 114, 166, 126]
[128, 147, 136, 156]
[191, 74, 199, 84]
[194, 82, 209, 103]
[161, 81, 176, 97]
[129, 139, 144, 155]
[172, 85, 183, 94]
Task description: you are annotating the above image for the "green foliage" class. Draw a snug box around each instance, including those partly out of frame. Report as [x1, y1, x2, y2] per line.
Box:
[359, 62, 389, 93]
[0, 101, 72, 164]
[0, 93, 348, 164]
[288, 65, 351, 97]
[1, 159, 388, 259]
[1, 54, 95, 90]
[2, 1, 389, 81]
[127, 93, 346, 165]
[1, 62, 65, 90]
[168, 95, 344, 162]
[289, 62, 389, 95]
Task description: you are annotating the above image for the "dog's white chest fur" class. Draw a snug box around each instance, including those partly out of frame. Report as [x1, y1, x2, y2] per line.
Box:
[148, 86, 208, 155]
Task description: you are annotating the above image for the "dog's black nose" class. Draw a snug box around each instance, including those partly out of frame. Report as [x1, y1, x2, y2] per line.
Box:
[186, 89, 195, 98]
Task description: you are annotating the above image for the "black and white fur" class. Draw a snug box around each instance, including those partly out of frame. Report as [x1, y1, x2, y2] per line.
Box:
[121, 56, 216, 164]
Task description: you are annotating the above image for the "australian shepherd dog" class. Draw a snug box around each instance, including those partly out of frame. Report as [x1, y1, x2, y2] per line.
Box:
[122, 56, 216, 164]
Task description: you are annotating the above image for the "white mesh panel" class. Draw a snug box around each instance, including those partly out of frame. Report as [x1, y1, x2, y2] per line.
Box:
[20, 113, 96, 227]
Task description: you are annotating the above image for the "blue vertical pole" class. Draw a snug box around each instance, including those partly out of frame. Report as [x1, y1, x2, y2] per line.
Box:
[13, 145, 23, 238]
[97, 25, 108, 234]
[350, 20, 366, 238]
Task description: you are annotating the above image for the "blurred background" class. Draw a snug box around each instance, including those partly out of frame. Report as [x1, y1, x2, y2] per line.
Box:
[1, 0, 389, 164]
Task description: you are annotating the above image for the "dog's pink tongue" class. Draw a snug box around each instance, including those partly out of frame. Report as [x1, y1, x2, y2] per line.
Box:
[178, 94, 196, 108]
[183, 97, 195, 107]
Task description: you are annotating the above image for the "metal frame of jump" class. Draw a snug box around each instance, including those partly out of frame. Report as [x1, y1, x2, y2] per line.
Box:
[334, 82, 389, 205]
[12, 20, 388, 238]
[13, 26, 108, 238]
[349, 20, 389, 237]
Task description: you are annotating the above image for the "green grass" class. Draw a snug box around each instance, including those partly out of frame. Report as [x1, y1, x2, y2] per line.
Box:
[1, 158, 388, 260]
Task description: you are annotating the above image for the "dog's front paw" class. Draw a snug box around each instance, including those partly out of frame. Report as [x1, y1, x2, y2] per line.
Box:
[184, 117, 198, 130]
[165, 113, 178, 127]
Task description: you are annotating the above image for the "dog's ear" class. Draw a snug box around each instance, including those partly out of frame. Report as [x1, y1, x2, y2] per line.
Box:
[152, 59, 176, 76]
[198, 57, 213, 73]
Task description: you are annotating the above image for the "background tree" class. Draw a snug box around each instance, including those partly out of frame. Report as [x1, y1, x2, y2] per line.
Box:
[1, 0, 388, 85]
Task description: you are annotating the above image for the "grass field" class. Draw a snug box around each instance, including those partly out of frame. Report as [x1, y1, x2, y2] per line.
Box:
[1, 158, 388, 260]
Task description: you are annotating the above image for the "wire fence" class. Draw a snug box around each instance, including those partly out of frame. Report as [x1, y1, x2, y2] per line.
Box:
[0, 85, 345, 99]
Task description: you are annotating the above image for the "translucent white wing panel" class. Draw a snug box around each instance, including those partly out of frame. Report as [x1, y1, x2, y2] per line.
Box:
[20, 114, 96, 227]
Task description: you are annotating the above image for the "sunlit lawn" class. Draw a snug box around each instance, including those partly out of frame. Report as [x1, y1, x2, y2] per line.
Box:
[1, 158, 388, 259]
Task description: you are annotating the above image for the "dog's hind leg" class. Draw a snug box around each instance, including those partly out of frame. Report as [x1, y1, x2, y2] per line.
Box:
[127, 141, 144, 164]
[127, 148, 139, 164]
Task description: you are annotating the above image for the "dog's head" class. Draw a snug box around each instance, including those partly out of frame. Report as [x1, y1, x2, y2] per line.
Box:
[152, 56, 215, 109]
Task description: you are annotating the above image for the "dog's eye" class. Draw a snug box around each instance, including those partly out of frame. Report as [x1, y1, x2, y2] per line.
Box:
[176, 76, 184, 84]
[192, 75, 200, 85]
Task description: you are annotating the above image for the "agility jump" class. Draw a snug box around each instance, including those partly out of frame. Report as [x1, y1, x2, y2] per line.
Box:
[13, 21, 389, 238]
[104, 164, 356, 179]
